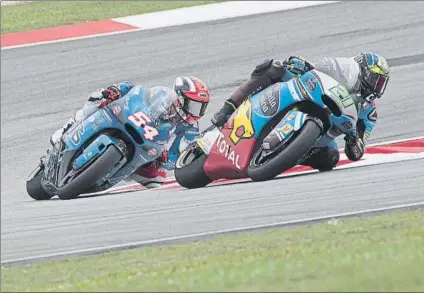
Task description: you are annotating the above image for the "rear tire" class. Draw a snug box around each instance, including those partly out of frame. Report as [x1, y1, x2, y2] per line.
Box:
[247, 120, 322, 182]
[57, 145, 123, 200]
[175, 144, 212, 189]
[26, 167, 53, 200]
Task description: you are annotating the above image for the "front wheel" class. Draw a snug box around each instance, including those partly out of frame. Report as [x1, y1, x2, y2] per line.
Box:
[26, 166, 54, 200]
[247, 120, 322, 182]
[57, 145, 123, 200]
[174, 144, 212, 189]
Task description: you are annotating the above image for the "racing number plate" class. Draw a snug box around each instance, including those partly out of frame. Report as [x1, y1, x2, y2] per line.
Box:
[197, 128, 220, 155]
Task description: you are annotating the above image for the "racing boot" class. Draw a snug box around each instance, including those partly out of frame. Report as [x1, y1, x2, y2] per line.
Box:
[211, 59, 286, 127]
[130, 162, 167, 189]
[211, 99, 237, 127]
[129, 151, 169, 189]
[299, 145, 340, 172]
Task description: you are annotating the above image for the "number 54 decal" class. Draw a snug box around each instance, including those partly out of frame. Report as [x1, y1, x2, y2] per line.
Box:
[128, 111, 159, 140]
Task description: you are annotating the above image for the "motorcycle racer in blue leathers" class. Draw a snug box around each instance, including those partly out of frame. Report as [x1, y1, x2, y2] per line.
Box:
[50, 76, 211, 188]
[211, 52, 390, 171]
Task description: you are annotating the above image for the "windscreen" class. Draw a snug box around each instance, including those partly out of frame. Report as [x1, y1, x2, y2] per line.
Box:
[143, 86, 174, 121]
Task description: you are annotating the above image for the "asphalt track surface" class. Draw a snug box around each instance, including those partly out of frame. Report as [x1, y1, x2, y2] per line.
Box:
[1, 1, 424, 264]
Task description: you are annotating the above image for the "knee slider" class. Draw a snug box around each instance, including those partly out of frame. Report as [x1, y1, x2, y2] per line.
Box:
[269, 59, 286, 81]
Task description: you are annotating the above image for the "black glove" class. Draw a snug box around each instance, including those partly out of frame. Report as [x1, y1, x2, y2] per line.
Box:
[211, 99, 237, 127]
[283, 56, 315, 76]
[88, 85, 122, 103]
[102, 85, 121, 101]
[344, 133, 365, 161]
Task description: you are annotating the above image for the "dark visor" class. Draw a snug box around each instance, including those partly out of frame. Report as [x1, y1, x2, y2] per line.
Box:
[367, 71, 389, 97]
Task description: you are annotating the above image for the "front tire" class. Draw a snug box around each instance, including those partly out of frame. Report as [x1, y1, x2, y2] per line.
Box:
[174, 144, 212, 189]
[57, 145, 123, 200]
[247, 120, 322, 182]
[26, 167, 54, 200]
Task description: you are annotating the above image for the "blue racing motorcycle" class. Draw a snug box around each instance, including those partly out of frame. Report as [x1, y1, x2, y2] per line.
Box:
[175, 69, 359, 188]
[26, 86, 174, 200]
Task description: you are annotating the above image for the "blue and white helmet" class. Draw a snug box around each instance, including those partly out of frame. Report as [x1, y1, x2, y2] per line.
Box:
[354, 52, 390, 103]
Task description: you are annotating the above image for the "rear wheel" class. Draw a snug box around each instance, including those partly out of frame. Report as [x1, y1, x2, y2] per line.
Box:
[174, 144, 212, 189]
[57, 145, 123, 200]
[247, 120, 322, 182]
[26, 166, 53, 200]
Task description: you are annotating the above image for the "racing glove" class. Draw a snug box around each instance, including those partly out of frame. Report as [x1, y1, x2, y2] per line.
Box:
[211, 99, 237, 127]
[101, 85, 122, 104]
[103, 85, 122, 101]
[88, 85, 121, 102]
[283, 56, 315, 76]
[344, 133, 365, 161]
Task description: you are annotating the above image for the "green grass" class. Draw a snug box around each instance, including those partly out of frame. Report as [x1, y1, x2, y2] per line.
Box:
[1, 1, 220, 34]
[2, 209, 423, 292]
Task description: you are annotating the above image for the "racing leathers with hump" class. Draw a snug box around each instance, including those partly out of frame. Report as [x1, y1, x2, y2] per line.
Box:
[50, 76, 211, 188]
[211, 52, 391, 171]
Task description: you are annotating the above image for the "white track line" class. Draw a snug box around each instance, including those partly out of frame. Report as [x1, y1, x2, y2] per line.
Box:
[2, 201, 423, 266]
[365, 135, 424, 147]
[1, 1, 339, 51]
[113, 1, 339, 30]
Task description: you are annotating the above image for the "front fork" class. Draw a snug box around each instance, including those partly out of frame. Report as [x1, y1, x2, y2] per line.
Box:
[261, 109, 323, 151]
